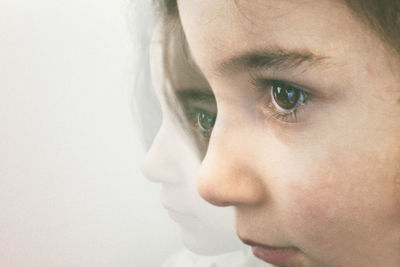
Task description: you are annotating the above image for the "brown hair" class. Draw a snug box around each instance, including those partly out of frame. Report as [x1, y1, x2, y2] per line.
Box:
[345, 0, 400, 55]
[152, 0, 209, 158]
[154, 0, 400, 55]
[150, 0, 400, 156]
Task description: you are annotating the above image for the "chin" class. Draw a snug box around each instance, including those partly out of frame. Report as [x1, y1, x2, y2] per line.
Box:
[180, 227, 241, 256]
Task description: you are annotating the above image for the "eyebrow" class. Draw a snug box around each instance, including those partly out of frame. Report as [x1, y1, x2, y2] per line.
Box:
[216, 48, 330, 75]
[175, 88, 215, 104]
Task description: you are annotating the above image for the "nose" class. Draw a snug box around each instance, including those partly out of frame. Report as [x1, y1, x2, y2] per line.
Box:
[141, 122, 184, 185]
[197, 129, 266, 207]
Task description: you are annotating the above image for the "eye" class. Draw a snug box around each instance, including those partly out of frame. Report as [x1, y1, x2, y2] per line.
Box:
[271, 81, 307, 113]
[196, 108, 216, 135]
[251, 78, 310, 123]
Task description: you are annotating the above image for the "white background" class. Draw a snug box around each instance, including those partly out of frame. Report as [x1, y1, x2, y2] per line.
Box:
[0, 0, 182, 266]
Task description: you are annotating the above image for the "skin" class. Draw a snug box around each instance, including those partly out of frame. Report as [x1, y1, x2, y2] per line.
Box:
[176, 0, 400, 266]
[141, 23, 243, 255]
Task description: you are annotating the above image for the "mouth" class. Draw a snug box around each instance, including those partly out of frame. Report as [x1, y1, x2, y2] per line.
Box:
[166, 207, 197, 221]
[162, 202, 200, 229]
[160, 189, 202, 231]
[167, 209, 201, 231]
[240, 237, 299, 265]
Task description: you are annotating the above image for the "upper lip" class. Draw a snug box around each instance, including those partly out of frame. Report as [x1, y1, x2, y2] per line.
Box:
[239, 236, 297, 251]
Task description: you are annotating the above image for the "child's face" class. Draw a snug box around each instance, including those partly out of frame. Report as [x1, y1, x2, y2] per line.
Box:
[177, 0, 400, 266]
[141, 24, 243, 255]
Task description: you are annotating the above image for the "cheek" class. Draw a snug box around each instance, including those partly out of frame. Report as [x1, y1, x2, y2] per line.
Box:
[388, 145, 400, 205]
[275, 157, 359, 265]
[277, 143, 400, 258]
[283, 162, 351, 245]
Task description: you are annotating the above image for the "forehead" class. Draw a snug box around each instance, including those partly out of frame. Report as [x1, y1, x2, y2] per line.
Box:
[150, 21, 209, 95]
[177, 0, 370, 76]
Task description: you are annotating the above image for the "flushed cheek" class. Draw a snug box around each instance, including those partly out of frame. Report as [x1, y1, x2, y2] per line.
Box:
[278, 149, 400, 265]
[281, 179, 366, 265]
[284, 174, 351, 241]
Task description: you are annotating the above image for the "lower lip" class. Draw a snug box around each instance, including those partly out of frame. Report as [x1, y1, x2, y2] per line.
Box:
[252, 246, 298, 265]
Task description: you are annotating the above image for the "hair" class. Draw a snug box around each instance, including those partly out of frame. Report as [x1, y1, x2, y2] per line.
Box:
[150, 0, 209, 158]
[154, 0, 400, 55]
[130, 0, 162, 149]
[147, 0, 400, 154]
[345, 0, 400, 56]
[153, 0, 178, 17]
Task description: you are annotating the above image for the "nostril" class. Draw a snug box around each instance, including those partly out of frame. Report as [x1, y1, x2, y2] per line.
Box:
[197, 172, 233, 207]
[197, 155, 267, 207]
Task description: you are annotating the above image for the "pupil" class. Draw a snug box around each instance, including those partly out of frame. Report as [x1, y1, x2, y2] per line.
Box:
[273, 85, 300, 109]
[199, 111, 215, 131]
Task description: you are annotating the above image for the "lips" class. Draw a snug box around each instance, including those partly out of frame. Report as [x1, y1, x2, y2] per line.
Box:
[168, 210, 202, 232]
[161, 198, 200, 226]
[240, 237, 299, 265]
[167, 207, 194, 219]
[161, 198, 196, 218]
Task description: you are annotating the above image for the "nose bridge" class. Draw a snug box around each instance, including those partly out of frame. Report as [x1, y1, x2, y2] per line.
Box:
[141, 121, 186, 185]
[197, 125, 267, 207]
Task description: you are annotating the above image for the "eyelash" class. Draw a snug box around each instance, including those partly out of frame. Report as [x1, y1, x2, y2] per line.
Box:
[183, 106, 215, 140]
[251, 78, 310, 124]
[180, 79, 310, 140]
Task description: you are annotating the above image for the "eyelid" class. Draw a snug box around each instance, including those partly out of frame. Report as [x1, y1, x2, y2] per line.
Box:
[176, 89, 216, 105]
[248, 69, 330, 100]
[271, 88, 308, 114]
[249, 76, 311, 124]
[180, 104, 216, 137]
[250, 76, 310, 95]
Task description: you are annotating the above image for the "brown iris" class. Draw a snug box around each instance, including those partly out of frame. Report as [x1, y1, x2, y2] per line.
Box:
[272, 83, 301, 110]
